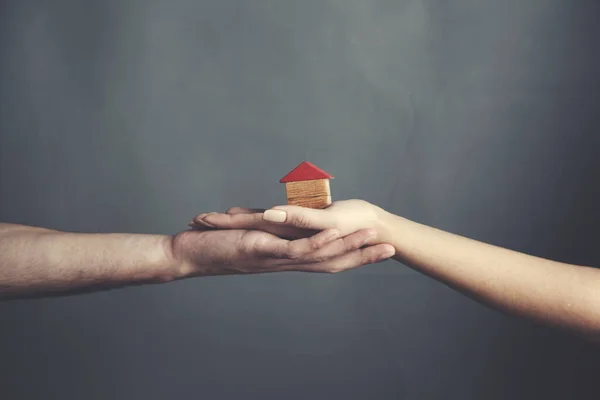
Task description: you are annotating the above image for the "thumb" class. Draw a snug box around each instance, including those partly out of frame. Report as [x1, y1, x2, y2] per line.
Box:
[263, 205, 335, 230]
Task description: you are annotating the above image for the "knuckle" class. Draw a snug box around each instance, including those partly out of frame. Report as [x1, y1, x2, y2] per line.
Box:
[344, 237, 357, 252]
[364, 250, 381, 265]
[226, 207, 241, 214]
[308, 237, 324, 252]
[293, 216, 312, 229]
[239, 231, 260, 251]
[285, 246, 302, 260]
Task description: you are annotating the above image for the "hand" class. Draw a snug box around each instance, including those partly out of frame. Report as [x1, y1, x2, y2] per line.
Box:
[172, 206, 394, 275]
[187, 201, 395, 273]
[192, 200, 389, 238]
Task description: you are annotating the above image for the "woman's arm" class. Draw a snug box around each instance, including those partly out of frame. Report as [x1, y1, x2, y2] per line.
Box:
[200, 200, 600, 340]
[378, 210, 600, 339]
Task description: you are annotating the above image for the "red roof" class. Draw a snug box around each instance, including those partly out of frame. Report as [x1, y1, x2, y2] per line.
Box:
[279, 162, 334, 183]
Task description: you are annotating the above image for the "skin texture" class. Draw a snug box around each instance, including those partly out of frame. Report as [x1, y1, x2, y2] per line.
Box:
[0, 208, 395, 299]
[198, 200, 600, 342]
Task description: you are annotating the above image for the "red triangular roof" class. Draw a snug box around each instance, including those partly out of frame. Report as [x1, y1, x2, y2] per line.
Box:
[279, 161, 334, 183]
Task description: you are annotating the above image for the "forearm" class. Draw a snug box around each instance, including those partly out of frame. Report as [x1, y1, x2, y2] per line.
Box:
[377, 212, 600, 337]
[0, 223, 178, 299]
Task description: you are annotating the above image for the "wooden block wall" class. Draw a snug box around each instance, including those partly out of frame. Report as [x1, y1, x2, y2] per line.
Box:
[285, 179, 330, 200]
[287, 195, 332, 209]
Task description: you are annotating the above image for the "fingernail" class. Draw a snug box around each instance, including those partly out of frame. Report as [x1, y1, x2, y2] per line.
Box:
[263, 209, 287, 223]
[199, 217, 216, 228]
[189, 213, 214, 224]
[191, 219, 215, 228]
[379, 249, 396, 260]
[201, 213, 217, 224]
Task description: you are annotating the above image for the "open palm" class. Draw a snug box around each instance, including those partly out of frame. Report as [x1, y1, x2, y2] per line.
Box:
[172, 219, 390, 275]
[183, 203, 395, 274]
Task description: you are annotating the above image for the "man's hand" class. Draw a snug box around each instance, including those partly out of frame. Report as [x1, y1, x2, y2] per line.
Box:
[0, 207, 395, 298]
[175, 215, 394, 276]
[186, 201, 396, 274]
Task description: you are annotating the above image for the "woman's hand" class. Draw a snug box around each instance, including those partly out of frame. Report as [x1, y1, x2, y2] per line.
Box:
[178, 203, 395, 275]
[192, 200, 390, 238]
[187, 200, 396, 274]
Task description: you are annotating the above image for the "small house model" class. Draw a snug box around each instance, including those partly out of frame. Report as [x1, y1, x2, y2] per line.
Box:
[279, 161, 334, 209]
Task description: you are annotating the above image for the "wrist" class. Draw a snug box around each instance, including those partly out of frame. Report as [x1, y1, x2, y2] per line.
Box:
[372, 206, 410, 248]
[160, 235, 187, 281]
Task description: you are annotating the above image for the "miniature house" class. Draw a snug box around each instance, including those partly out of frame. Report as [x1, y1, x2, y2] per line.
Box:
[279, 161, 334, 209]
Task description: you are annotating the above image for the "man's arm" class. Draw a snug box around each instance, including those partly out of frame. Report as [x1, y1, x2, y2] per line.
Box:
[0, 218, 393, 299]
[0, 223, 175, 298]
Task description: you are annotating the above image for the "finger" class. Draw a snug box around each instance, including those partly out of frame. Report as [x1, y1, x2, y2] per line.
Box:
[225, 207, 267, 215]
[189, 212, 218, 227]
[201, 212, 318, 239]
[188, 219, 217, 229]
[262, 205, 336, 230]
[290, 243, 396, 273]
[249, 225, 318, 240]
[274, 228, 377, 265]
[255, 228, 341, 259]
[187, 225, 213, 231]
[190, 207, 266, 222]
[301, 229, 377, 262]
[201, 212, 264, 229]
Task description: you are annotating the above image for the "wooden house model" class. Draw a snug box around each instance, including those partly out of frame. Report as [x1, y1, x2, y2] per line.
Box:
[279, 162, 334, 209]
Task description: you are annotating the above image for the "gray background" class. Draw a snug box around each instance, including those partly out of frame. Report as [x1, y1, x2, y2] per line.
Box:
[1, 0, 599, 399]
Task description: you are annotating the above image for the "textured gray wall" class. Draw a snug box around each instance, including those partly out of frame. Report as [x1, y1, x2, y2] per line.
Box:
[1, 1, 599, 399]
